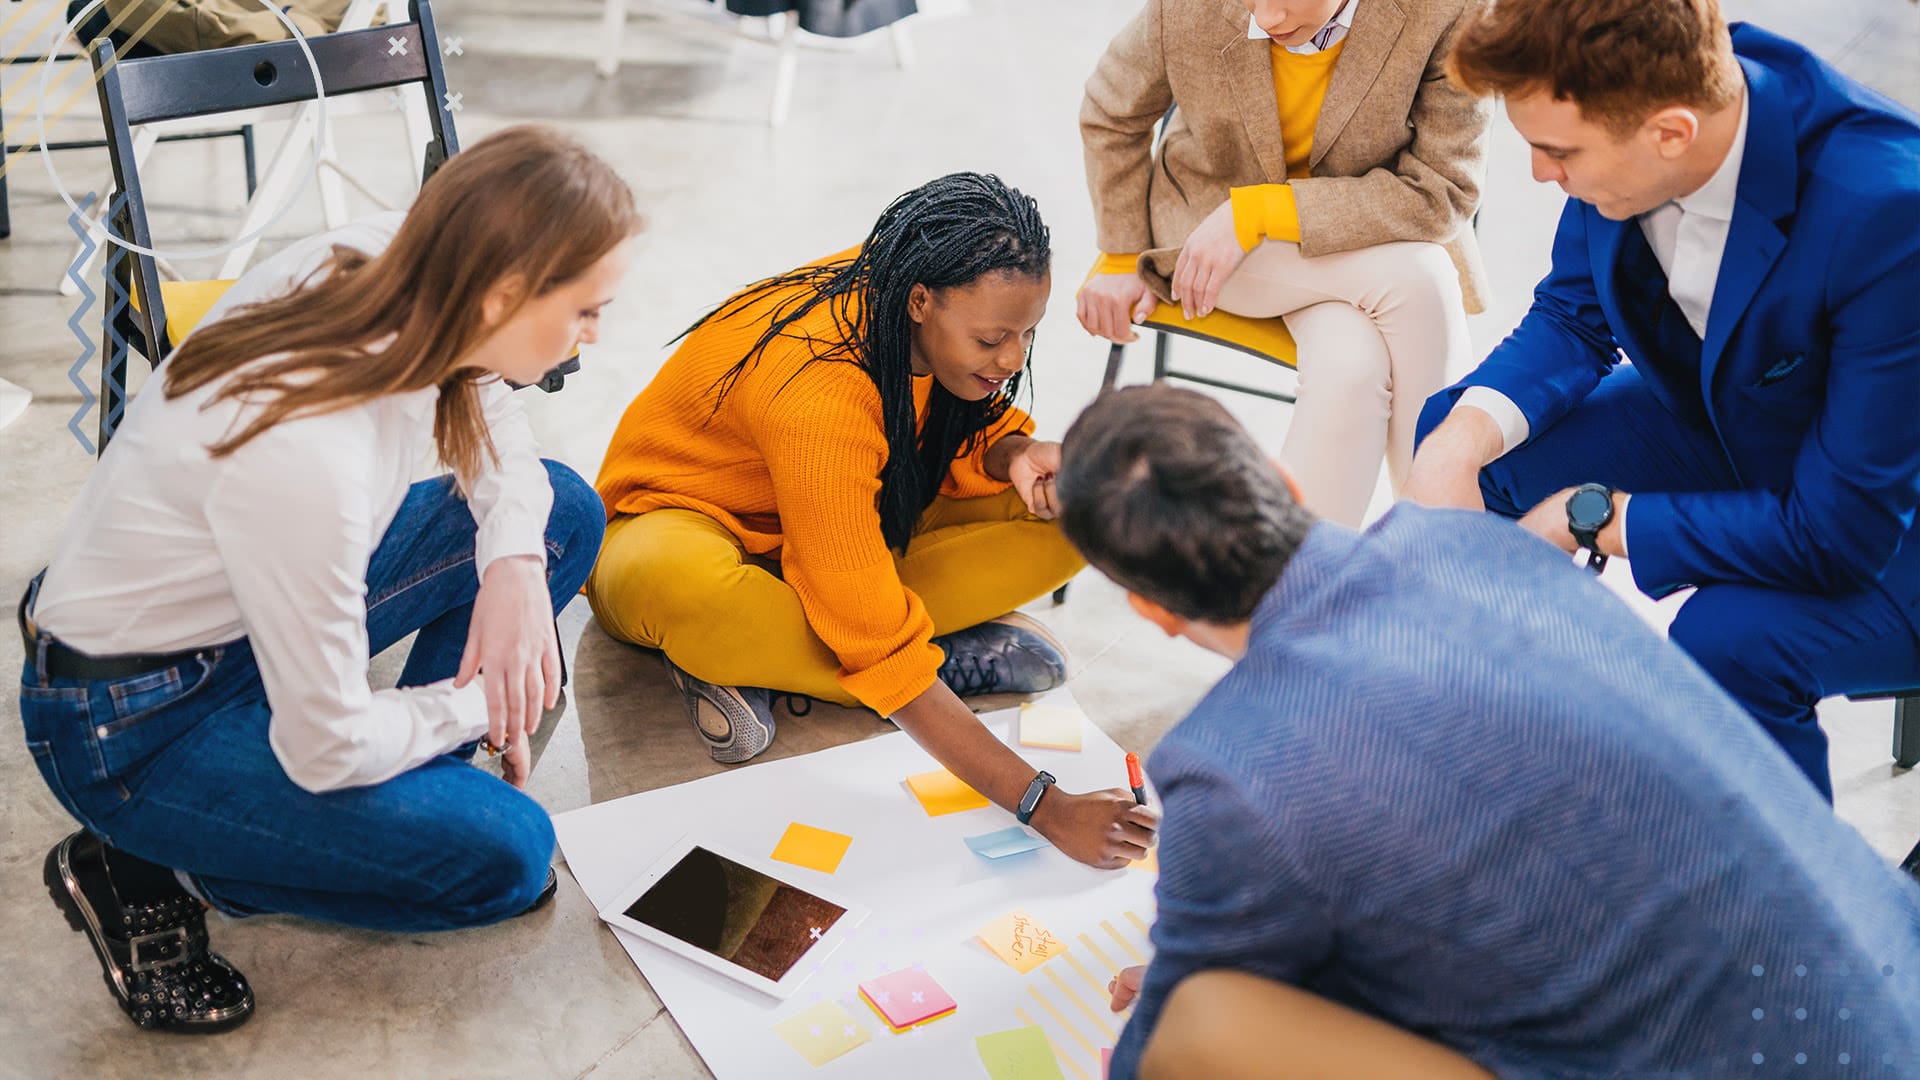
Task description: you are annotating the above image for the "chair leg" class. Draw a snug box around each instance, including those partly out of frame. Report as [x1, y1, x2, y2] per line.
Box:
[597, 0, 628, 78]
[1051, 584, 1069, 605]
[1101, 342, 1126, 394]
[1153, 331, 1171, 381]
[768, 11, 801, 127]
[1, 95, 11, 240]
[241, 123, 258, 199]
[1894, 693, 1919, 770]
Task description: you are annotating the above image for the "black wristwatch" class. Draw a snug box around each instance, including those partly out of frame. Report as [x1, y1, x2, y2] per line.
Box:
[1015, 770, 1056, 825]
[1565, 483, 1616, 574]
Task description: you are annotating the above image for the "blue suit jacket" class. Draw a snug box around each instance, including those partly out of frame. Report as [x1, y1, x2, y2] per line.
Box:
[1107, 507, 1920, 1079]
[1434, 25, 1920, 625]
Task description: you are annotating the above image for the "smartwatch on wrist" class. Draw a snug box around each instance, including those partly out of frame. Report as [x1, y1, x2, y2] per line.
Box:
[1016, 770, 1056, 825]
[1565, 483, 1616, 574]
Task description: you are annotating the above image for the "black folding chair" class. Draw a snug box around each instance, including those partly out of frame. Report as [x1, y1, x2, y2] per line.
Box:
[1847, 688, 1920, 770]
[88, 0, 577, 451]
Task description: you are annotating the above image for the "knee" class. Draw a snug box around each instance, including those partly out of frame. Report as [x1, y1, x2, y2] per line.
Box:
[542, 460, 605, 590]
[1667, 590, 1786, 690]
[438, 795, 555, 925]
[1294, 306, 1391, 395]
[1373, 242, 1462, 311]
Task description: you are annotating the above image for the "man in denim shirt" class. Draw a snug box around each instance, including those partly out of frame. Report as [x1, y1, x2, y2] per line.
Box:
[1058, 385, 1920, 1079]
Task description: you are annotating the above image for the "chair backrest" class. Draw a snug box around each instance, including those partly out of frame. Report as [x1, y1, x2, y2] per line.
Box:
[90, 0, 457, 365]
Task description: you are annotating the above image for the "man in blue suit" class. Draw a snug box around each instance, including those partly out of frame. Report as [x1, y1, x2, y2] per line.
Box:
[1056, 385, 1920, 1079]
[1406, 0, 1920, 800]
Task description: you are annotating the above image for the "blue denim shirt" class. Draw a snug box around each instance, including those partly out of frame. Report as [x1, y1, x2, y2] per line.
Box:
[1109, 505, 1920, 1078]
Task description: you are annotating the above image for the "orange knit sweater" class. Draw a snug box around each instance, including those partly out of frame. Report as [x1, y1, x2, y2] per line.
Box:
[595, 253, 1034, 715]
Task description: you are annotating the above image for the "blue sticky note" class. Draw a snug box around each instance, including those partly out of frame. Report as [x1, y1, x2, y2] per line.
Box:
[965, 826, 1049, 860]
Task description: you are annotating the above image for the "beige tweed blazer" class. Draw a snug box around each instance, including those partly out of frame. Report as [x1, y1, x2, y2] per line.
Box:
[1082, 0, 1493, 313]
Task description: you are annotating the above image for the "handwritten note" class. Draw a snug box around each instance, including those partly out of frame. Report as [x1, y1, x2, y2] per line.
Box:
[906, 768, 990, 816]
[769, 822, 853, 874]
[978, 910, 1069, 973]
[770, 1000, 871, 1067]
[857, 966, 957, 1032]
[1017, 701, 1083, 751]
[976, 1024, 1067, 1080]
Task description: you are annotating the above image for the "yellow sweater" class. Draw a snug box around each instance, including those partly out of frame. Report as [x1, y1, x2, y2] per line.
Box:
[595, 251, 1032, 715]
[1097, 37, 1345, 275]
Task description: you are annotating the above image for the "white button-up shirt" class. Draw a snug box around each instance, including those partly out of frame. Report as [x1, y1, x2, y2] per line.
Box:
[33, 213, 553, 793]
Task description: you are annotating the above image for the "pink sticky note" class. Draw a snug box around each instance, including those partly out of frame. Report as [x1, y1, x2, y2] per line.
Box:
[857, 967, 957, 1032]
[1102, 1047, 1113, 1078]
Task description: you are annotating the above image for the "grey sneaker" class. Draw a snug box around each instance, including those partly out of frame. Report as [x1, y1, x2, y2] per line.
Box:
[931, 612, 1071, 698]
[663, 658, 777, 764]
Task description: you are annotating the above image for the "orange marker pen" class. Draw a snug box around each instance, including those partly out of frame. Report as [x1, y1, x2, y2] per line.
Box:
[1125, 752, 1147, 805]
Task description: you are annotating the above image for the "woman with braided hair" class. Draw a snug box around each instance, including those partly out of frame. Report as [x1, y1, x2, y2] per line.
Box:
[591, 172, 1157, 869]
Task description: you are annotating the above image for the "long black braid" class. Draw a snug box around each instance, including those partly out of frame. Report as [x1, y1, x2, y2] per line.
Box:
[680, 172, 1051, 551]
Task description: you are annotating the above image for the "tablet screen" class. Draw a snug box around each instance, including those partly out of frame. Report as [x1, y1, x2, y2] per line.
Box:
[622, 846, 848, 981]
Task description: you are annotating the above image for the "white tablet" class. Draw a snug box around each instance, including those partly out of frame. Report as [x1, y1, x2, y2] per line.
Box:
[597, 835, 868, 1000]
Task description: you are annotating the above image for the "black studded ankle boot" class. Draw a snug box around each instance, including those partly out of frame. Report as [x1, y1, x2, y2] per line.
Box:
[44, 831, 254, 1033]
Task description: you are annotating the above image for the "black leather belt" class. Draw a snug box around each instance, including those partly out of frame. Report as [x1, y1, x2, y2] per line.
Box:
[19, 576, 210, 682]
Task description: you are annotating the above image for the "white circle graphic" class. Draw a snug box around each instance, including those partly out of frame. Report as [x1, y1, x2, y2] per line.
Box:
[35, 0, 332, 261]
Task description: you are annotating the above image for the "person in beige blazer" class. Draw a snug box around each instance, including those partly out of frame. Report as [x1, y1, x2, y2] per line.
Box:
[1079, 0, 1492, 525]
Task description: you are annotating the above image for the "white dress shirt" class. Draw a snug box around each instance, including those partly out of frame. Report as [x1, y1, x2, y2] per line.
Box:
[1248, 0, 1357, 53]
[1452, 87, 1750, 552]
[33, 213, 554, 793]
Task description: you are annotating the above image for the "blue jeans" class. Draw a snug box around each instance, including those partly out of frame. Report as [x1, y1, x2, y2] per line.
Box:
[1417, 369, 1920, 801]
[19, 460, 605, 932]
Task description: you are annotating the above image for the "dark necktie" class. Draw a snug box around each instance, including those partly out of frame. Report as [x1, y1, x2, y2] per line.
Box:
[1614, 219, 1710, 423]
[1615, 220, 1705, 371]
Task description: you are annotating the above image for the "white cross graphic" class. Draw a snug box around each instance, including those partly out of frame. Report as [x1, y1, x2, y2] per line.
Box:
[808, 1025, 822, 1037]
[443, 91, 463, 113]
[387, 36, 408, 56]
[911, 990, 924, 1004]
[876, 991, 891, 1005]
[808, 926, 823, 940]
[842, 1025, 858, 1037]
[442, 36, 463, 57]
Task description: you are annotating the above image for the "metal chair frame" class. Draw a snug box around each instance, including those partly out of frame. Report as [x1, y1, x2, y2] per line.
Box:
[85, 0, 563, 454]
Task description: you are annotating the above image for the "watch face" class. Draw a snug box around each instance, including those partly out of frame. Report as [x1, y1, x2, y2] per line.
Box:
[1568, 487, 1612, 529]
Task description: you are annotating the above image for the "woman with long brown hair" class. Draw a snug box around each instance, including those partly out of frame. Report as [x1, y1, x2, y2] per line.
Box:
[18, 125, 640, 1033]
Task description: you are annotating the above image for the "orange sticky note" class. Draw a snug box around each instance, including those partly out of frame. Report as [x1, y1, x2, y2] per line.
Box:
[906, 769, 990, 816]
[1130, 846, 1157, 874]
[770, 822, 853, 874]
[977, 909, 1069, 973]
[1017, 702, 1083, 751]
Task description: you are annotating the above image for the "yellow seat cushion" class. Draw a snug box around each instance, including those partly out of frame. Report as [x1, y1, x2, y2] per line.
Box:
[1081, 259, 1297, 368]
[1139, 300, 1298, 368]
[128, 279, 239, 347]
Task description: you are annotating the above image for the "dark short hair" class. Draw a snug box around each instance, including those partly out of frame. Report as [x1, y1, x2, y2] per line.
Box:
[1057, 385, 1314, 623]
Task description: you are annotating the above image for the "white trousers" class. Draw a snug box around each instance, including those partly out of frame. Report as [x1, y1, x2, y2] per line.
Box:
[1214, 240, 1472, 526]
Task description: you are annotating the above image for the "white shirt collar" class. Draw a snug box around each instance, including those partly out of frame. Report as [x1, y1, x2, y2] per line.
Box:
[1675, 85, 1749, 222]
[1249, 1, 1357, 52]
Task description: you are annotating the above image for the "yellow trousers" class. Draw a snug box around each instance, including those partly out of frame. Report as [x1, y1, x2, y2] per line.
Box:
[586, 488, 1084, 707]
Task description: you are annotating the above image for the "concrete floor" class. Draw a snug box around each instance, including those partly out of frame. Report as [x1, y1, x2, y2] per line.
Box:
[1, 0, 1916, 1076]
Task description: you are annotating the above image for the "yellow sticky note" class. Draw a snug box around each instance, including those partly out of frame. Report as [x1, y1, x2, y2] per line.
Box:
[977, 910, 1069, 973]
[771, 1000, 871, 1067]
[1130, 846, 1158, 874]
[1017, 702, 1083, 751]
[906, 768, 990, 816]
[770, 822, 853, 874]
[975, 1024, 1067, 1080]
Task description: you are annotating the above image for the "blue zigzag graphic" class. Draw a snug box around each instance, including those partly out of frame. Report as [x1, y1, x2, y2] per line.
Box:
[63, 193, 100, 456]
[98, 195, 134, 448]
